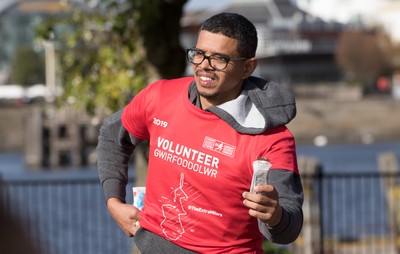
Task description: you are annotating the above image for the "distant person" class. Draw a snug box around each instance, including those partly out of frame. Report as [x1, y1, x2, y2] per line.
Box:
[97, 12, 303, 253]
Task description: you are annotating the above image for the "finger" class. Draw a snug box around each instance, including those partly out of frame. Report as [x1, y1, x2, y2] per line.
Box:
[125, 228, 134, 237]
[243, 191, 275, 206]
[131, 220, 141, 235]
[243, 191, 265, 202]
[243, 197, 271, 212]
[253, 184, 275, 195]
[248, 208, 275, 221]
[132, 220, 140, 227]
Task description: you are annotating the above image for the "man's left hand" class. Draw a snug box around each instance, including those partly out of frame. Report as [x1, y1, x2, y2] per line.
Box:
[242, 184, 283, 227]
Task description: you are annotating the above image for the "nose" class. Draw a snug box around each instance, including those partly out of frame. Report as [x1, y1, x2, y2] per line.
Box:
[198, 56, 213, 70]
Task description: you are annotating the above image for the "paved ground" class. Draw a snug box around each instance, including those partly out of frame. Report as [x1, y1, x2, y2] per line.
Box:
[288, 96, 400, 145]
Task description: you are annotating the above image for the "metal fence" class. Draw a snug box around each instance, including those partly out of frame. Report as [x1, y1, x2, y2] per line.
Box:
[301, 171, 400, 254]
[1, 170, 399, 254]
[0, 173, 136, 254]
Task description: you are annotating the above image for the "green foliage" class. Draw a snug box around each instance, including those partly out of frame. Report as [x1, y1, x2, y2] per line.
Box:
[36, 0, 186, 113]
[9, 46, 45, 86]
[35, 0, 187, 114]
[262, 240, 293, 254]
[34, 2, 146, 113]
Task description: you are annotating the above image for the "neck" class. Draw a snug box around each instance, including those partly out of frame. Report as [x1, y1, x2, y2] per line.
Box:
[199, 85, 244, 110]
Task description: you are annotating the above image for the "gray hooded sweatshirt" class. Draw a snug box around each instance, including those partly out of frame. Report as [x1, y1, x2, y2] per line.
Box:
[97, 76, 303, 253]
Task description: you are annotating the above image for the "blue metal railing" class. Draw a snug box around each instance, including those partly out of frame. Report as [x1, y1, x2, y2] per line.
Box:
[1, 170, 399, 254]
[0, 173, 135, 254]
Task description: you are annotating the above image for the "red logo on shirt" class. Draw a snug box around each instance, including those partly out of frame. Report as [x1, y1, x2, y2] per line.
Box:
[202, 136, 235, 157]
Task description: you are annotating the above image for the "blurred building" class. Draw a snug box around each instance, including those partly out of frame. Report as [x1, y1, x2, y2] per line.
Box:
[0, 0, 73, 85]
[3, 0, 394, 86]
[182, 0, 346, 84]
[297, 0, 400, 42]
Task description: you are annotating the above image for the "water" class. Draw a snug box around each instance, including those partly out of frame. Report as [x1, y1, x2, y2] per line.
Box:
[297, 141, 400, 173]
[2, 140, 397, 175]
[1, 141, 400, 252]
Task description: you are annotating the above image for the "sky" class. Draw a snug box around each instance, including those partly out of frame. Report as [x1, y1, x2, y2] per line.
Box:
[184, 0, 400, 42]
[296, 0, 383, 23]
[185, 0, 394, 23]
[295, 0, 400, 41]
[184, 0, 230, 12]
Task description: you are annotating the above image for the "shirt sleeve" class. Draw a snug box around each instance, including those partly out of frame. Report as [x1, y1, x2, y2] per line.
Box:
[97, 110, 137, 202]
[262, 126, 299, 174]
[257, 126, 303, 243]
[122, 84, 152, 140]
[261, 169, 303, 244]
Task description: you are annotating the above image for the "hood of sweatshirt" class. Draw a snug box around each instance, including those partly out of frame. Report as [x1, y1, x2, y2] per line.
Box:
[196, 76, 296, 135]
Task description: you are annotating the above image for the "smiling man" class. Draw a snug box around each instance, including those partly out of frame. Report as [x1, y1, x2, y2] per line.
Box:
[97, 12, 303, 254]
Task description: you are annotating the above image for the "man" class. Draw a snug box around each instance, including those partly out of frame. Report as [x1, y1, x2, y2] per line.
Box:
[97, 12, 303, 253]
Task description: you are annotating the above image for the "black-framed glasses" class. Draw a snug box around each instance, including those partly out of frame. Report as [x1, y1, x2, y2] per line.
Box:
[186, 48, 248, 71]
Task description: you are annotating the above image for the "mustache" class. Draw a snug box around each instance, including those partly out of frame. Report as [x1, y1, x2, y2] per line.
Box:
[195, 69, 217, 78]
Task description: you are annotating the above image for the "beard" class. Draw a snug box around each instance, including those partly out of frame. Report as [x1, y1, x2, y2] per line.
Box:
[198, 89, 219, 100]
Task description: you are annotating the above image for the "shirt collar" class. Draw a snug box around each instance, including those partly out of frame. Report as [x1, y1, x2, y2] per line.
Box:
[188, 81, 202, 108]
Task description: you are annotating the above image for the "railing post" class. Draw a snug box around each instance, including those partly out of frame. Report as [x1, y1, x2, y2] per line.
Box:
[378, 151, 400, 253]
[0, 172, 6, 215]
[24, 105, 43, 168]
[296, 156, 322, 254]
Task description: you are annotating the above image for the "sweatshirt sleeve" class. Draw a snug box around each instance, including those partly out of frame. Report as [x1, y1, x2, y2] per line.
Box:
[97, 109, 142, 203]
[259, 169, 304, 244]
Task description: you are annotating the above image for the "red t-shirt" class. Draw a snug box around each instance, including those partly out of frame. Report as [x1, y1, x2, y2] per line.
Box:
[122, 77, 298, 254]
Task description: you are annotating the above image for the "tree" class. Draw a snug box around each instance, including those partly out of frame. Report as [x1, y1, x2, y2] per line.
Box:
[35, 0, 187, 114]
[335, 29, 393, 90]
[35, 0, 188, 194]
[135, 0, 187, 79]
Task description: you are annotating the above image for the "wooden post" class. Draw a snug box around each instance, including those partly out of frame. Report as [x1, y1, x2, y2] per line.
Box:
[378, 152, 399, 254]
[46, 105, 86, 168]
[43, 40, 57, 102]
[24, 105, 43, 168]
[294, 156, 322, 254]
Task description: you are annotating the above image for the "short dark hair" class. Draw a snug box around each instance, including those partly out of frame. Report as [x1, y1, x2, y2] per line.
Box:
[200, 13, 258, 58]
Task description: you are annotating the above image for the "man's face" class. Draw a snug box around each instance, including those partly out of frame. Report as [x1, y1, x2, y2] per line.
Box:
[193, 30, 251, 109]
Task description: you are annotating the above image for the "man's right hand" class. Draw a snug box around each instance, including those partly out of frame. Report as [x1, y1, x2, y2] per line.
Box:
[107, 197, 141, 237]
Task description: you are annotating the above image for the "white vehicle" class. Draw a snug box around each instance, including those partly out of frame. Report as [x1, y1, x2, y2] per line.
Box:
[0, 84, 25, 99]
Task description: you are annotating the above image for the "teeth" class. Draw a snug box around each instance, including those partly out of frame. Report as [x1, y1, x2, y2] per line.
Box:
[200, 76, 212, 82]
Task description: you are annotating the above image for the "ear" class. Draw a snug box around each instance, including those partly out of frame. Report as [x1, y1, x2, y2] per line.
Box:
[242, 58, 258, 79]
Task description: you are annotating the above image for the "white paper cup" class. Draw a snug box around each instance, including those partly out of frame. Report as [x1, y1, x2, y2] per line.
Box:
[132, 187, 146, 211]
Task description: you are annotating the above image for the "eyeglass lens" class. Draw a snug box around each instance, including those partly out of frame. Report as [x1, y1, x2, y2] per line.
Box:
[187, 49, 229, 70]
